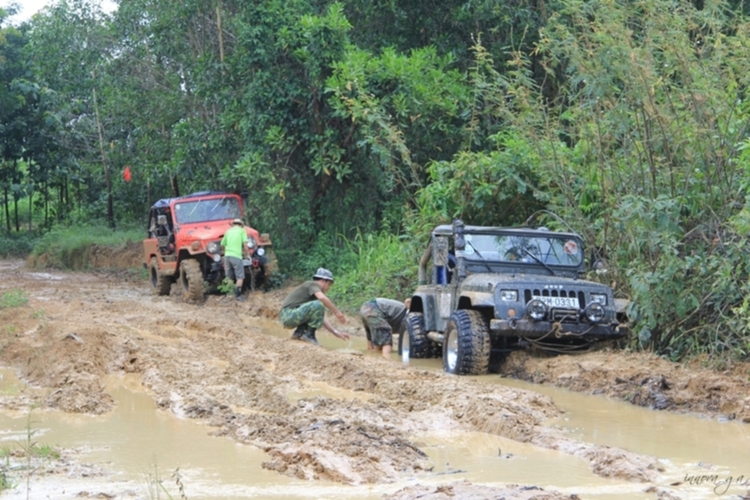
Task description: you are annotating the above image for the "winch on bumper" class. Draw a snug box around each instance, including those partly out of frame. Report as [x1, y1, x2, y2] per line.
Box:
[490, 317, 628, 339]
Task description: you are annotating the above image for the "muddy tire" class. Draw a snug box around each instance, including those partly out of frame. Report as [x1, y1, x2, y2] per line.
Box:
[246, 266, 256, 293]
[443, 309, 491, 375]
[263, 248, 278, 276]
[400, 312, 439, 361]
[179, 259, 205, 301]
[149, 257, 171, 296]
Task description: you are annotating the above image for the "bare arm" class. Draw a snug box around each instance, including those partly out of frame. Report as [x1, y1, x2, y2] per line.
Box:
[314, 290, 347, 324]
[323, 317, 350, 340]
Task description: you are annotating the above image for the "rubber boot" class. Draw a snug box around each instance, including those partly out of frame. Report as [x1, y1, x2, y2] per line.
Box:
[291, 324, 306, 340]
[300, 327, 319, 346]
[235, 287, 245, 301]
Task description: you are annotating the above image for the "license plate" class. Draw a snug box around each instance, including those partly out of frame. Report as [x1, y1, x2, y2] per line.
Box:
[242, 259, 253, 266]
[533, 296, 579, 309]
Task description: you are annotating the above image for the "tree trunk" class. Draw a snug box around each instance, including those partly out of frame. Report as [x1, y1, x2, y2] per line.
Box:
[3, 187, 9, 233]
[28, 185, 33, 231]
[170, 175, 181, 197]
[216, 3, 225, 67]
[13, 196, 19, 232]
[92, 86, 116, 230]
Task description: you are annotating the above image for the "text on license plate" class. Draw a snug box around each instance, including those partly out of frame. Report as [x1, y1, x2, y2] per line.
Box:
[533, 296, 579, 308]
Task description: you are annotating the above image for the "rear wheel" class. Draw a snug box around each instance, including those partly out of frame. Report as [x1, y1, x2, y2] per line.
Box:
[179, 259, 205, 301]
[400, 312, 439, 361]
[149, 257, 171, 296]
[443, 309, 491, 375]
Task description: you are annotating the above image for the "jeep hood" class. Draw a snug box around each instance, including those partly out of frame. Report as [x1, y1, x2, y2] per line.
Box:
[178, 221, 260, 242]
[179, 221, 232, 242]
[461, 272, 611, 292]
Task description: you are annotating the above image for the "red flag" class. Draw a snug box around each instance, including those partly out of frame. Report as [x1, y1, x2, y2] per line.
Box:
[123, 165, 132, 182]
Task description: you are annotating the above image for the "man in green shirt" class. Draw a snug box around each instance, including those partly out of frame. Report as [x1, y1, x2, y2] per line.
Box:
[279, 268, 349, 345]
[220, 218, 248, 300]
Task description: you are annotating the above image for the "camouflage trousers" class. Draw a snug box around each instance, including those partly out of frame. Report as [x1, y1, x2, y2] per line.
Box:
[279, 300, 325, 330]
[359, 300, 393, 347]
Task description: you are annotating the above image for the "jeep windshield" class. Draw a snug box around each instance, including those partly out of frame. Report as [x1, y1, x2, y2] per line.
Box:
[173, 197, 241, 224]
[463, 232, 583, 267]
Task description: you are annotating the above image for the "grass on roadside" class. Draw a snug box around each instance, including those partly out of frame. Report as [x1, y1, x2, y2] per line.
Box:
[0, 410, 61, 494]
[142, 463, 188, 500]
[328, 231, 420, 312]
[0, 290, 28, 310]
[29, 224, 142, 270]
[0, 231, 38, 259]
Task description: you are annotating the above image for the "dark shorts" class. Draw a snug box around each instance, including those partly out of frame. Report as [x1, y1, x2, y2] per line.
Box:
[359, 300, 393, 347]
[224, 256, 245, 280]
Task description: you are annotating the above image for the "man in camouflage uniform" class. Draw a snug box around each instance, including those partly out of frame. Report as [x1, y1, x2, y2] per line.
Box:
[359, 298, 410, 359]
[279, 268, 349, 345]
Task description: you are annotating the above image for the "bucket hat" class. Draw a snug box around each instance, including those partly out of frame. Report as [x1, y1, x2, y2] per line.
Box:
[232, 218, 243, 226]
[312, 268, 334, 282]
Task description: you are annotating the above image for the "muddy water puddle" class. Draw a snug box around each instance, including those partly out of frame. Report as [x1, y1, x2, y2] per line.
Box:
[238, 319, 750, 498]
[400, 360, 750, 499]
[3, 315, 750, 500]
[0, 369, 385, 499]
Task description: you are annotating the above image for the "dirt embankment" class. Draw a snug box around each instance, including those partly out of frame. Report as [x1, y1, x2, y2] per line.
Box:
[25, 240, 143, 271]
[501, 349, 750, 423]
[2, 244, 750, 499]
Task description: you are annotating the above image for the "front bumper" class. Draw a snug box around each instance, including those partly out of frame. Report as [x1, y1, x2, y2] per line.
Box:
[490, 318, 628, 340]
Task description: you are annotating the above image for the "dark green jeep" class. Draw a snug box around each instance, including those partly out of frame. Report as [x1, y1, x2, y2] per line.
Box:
[401, 220, 628, 375]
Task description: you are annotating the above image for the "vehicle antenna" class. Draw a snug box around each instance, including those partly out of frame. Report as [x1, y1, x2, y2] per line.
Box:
[524, 210, 577, 234]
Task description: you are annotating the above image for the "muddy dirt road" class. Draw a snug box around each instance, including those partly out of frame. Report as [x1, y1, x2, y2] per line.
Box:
[1, 254, 750, 499]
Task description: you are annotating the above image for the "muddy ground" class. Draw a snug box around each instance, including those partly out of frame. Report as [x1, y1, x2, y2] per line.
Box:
[2, 246, 750, 499]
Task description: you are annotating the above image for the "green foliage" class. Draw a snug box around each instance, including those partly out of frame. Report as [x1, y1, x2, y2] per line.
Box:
[0, 289, 27, 309]
[288, 230, 357, 280]
[0, 231, 37, 257]
[329, 231, 420, 312]
[6, 0, 750, 366]
[216, 278, 234, 296]
[418, 132, 548, 227]
[527, 0, 750, 362]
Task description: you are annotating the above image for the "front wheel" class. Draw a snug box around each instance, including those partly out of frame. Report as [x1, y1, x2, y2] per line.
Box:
[399, 312, 439, 361]
[443, 310, 491, 375]
[179, 259, 205, 301]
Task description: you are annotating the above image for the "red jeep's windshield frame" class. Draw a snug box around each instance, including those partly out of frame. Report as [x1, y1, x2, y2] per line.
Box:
[173, 196, 242, 224]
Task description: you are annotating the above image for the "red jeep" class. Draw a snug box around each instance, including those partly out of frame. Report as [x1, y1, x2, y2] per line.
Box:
[143, 191, 273, 300]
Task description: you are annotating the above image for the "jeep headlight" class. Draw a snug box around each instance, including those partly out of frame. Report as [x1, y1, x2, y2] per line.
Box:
[590, 293, 608, 305]
[499, 289, 518, 302]
[207, 242, 220, 254]
[527, 299, 547, 321]
[247, 237, 257, 249]
[585, 302, 606, 323]
[256, 247, 265, 256]
[212, 254, 221, 263]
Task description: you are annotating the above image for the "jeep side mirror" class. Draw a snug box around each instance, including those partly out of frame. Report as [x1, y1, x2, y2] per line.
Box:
[592, 259, 608, 274]
[157, 214, 167, 226]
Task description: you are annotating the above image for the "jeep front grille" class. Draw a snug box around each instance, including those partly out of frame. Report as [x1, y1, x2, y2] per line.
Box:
[524, 289, 586, 309]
